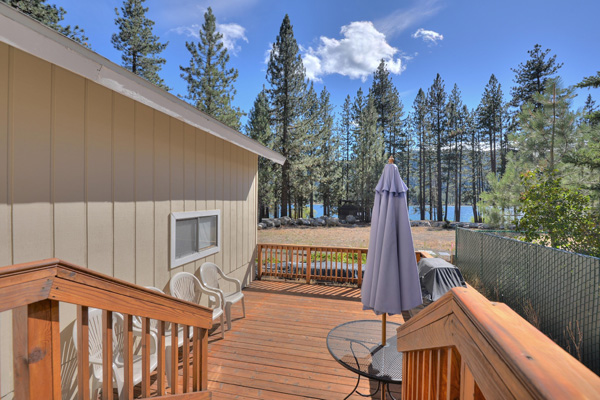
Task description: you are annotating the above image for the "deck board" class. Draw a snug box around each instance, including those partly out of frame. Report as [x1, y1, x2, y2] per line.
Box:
[146, 280, 404, 399]
[207, 280, 404, 399]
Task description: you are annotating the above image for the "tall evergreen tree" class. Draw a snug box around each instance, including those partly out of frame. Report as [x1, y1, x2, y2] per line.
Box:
[371, 60, 404, 161]
[266, 15, 307, 217]
[446, 84, 465, 221]
[246, 89, 275, 221]
[4, 0, 88, 45]
[112, 0, 169, 89]
[510, 44, 562, 110]
[180, 7, 243, 129]
[315, 87, 340, 216]
[352, 89, 384, 221]
[340, 95, 354, 199]
[427, 74, 448, 221]
[477, 74, 504, 175]
[411, 89, 429, 220]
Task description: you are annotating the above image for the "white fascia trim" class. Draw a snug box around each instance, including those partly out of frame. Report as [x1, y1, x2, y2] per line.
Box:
[0, 4, 285, 165]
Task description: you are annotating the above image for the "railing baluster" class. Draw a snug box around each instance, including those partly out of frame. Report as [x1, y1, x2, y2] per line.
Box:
[192, 326, 200, 391]
[102, 310, 113, 400]
[257, 244, 263, 279]
[170, 322, 179, 394]
[157, 320, 166, 396]
[200, 327, 208, 390]
[306, 247, 311, 284]
[183, 325, 190, 392]
[141, 317, 151, 397]
[77, 305, 90, 400]
[122, 314, 133, 400]
[358, 250, 363, 286]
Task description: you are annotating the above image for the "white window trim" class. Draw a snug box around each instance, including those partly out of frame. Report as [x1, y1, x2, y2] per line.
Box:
[170, 210, 221, 269]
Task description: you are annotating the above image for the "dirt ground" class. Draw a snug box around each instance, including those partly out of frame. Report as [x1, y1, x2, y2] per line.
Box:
[258, 225, 456, 258]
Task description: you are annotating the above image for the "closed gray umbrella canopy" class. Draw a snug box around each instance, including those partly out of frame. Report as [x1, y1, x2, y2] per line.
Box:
[361, 163, 422, 315]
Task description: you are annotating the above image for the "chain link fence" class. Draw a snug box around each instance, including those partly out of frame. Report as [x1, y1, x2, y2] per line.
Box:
[455, 227, 600, 375]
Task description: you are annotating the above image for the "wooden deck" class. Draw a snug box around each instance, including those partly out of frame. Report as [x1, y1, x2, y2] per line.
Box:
[204, 280, 404, 399]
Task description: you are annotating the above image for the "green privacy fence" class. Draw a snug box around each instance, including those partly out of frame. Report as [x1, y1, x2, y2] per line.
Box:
[455, 227, 600, 375]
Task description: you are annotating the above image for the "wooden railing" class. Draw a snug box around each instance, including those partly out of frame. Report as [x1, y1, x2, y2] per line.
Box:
[397, 284, 600, 399]
[0, 258, 212, 400]
[257, 244, 431, 286]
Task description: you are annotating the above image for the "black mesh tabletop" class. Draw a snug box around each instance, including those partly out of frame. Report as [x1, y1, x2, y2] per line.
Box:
[327, 320, 403, 383]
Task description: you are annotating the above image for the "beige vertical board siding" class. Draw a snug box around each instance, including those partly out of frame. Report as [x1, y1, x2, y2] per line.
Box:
[11, 49, 53, 263]
[194, 129, 207, 272]
[168, 117, 185, 275]
[0, 43, 11, 266]
[86, 82, 113, 275]
[135, 103, 155, 287]
[113, 94, 135, 282]
[232, 145, 239, 272]
[205, 133, 216, 265]
[0, 43, 11, 400]
[153, 112, 170, 288]
[223, 141, 231, 274]
[183, 124, 196, 274]
[52, 66, 86, 266]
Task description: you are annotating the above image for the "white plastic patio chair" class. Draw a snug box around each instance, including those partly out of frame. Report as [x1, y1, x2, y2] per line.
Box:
[200, 262, 245, 330]
[169, 271, 225, 339]
[73, 308, 158, 398]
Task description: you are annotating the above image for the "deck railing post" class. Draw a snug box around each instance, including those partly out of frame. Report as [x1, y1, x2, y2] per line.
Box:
[13, 300, 61, 400]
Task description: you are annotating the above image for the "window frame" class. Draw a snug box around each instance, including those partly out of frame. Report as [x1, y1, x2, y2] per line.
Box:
[170, 209, 221, 269]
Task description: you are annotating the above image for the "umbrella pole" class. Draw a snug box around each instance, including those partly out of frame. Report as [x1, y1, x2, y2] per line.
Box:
[382, 313, 386, 345]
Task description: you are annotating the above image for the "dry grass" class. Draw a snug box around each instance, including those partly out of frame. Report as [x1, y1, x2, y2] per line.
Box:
[258, 225, 456, 257]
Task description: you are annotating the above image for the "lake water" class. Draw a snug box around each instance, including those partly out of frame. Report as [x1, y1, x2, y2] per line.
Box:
[276, 204, 476, 223]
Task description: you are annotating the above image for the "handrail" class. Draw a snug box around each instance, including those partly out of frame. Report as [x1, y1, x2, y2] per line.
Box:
[257, 243, 431, 286]
[0, 258, 213, 400]
[396, 284, 600, 399]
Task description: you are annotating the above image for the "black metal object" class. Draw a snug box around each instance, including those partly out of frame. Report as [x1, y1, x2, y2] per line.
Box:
[455, 227, 600, 375]
[327, 320, 403, 399]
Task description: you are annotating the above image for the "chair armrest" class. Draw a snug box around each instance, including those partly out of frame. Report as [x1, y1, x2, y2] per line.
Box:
[215, 268, 242, 292]
[199, 285, 225, 309]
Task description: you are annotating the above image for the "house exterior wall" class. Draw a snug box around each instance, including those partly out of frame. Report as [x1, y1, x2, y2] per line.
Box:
[0, 44, 259, 398]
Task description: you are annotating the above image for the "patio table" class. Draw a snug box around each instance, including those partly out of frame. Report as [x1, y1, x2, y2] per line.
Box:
[327, 320, 403, 400]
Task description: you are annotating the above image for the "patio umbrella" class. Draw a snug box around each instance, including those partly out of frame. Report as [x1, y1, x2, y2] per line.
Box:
[361, 158, 422, 344]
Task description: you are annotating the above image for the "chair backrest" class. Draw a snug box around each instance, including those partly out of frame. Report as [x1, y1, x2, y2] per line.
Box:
[200, 263, 221, 290]
[72, 308, 120, 378]
[170, 272, 203, 304]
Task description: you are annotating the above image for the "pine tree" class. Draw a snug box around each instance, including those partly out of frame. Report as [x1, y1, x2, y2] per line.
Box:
[446, 84, 465, 221]
[112, 0, 169, 90]
[510, 44, 562, 110]
[246, 89, 275, 221]
[266, 15, 307, 217]
[180, 7, 243, 130]
[340, 95, 354, 199]
[427, 74, 448, 221]
[4, 0, 88, 45]
[371, 60, 404, 161]
[352, 89, 384, 221]
[315, 87, 340, 216]
[411, 89, 428, 220]
[477, 74, 504, 175]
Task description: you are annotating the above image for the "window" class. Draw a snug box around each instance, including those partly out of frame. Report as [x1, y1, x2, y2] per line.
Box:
[170, 210, 220, 268]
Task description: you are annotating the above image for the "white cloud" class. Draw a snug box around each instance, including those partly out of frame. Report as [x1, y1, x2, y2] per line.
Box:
[216, 23, 248, 55]
[412, 28, 444, 45]
[169, 23, 248, 55]
[303, 21, 406, 82]
[375, 0, 443, 38]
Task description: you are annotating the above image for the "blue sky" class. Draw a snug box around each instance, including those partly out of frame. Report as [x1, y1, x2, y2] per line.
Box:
[54, 0, 599, 126]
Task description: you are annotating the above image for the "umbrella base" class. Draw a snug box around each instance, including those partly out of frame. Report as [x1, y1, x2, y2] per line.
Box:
[344, 377, 398, 400]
